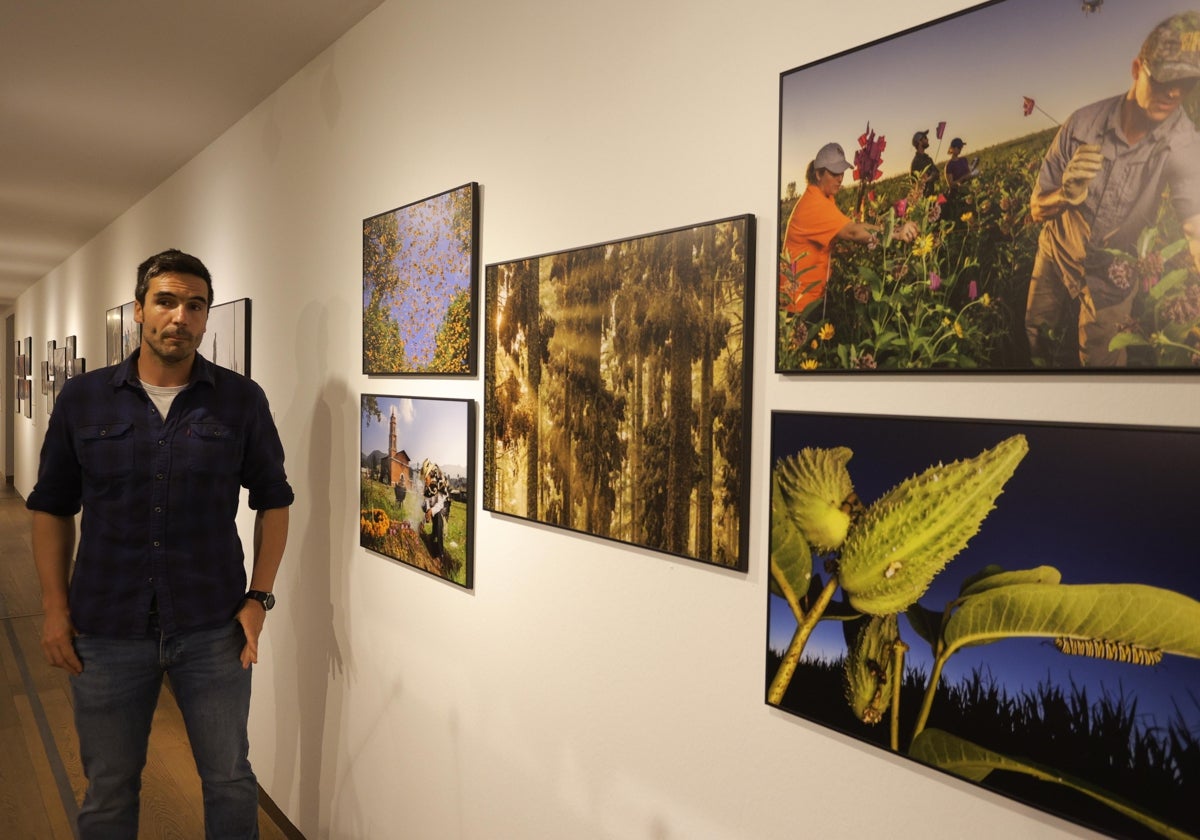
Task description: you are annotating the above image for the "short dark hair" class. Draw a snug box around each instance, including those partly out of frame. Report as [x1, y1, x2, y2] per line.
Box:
[135, 249, 214, 306]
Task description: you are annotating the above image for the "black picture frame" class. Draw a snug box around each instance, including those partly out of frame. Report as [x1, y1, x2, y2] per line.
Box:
[362, 182, 480, 376]
[197, 298, 251, 376]
[106, 301, 141, 366]
[767, 410, 1200, 838]
[776, 0, 1200, 372]
[484, 214, 755, 570]
[359, 394, 475, 589]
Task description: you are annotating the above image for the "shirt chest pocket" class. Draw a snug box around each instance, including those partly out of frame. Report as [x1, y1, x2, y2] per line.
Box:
[77, 423, 135, 479]
[186, 422, 241, 475]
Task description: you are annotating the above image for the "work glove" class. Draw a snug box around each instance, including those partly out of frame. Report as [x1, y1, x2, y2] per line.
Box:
[1061, 143, 1102, 204]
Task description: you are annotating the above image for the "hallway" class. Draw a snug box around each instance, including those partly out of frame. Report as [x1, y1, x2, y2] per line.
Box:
[0, 481, 294, 838]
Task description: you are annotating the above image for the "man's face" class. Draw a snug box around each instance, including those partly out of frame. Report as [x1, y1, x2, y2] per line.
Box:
[1131, 57, 1196, 123]
[134, 272, 209, 365]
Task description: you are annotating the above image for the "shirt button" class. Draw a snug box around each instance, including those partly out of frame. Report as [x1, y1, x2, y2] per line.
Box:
[158, 440, 166, 446]
[156, 473, 164, 480]
[99, 429, 108, 436]
[154, 507, 162, 513]
[153, 540, 160, 547]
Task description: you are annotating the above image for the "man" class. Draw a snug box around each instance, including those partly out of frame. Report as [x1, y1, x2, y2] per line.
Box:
[27, 249, 293, 838]
[910, 129, 938, 197]
[1025, 12, 1200, 366]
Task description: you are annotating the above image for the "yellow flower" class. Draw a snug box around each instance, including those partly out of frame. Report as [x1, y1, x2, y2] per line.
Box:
[810, 339, 818, 350]
[981, 292, 991, 307]
[912, 234, 934, 258]
[801, 359, 819, 370]
[960, 211, 974, 223]
[942, 317, 951, 327]
[818, 323, 835, 341]
[953, 321, 964, 339]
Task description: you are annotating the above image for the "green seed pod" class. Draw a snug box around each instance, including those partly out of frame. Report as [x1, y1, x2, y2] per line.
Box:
[838, 434, 1029, 616]
[844, 614, 900, 725]
[775, 447, 855, 553]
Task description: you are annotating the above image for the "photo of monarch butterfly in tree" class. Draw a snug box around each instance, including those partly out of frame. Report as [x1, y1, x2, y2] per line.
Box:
[767, 411, 1200, 839]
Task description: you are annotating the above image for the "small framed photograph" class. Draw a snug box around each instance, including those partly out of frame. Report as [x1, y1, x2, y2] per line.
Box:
[362, 182, 480, 376]
[359, 394, 475, 588]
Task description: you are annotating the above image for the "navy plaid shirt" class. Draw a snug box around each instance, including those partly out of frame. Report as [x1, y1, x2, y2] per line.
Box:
[27, 349, 294, 637]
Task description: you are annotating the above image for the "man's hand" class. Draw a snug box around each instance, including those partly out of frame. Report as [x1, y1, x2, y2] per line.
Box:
[41, 608, 82, 675]
[236, 600, 266, 669]
[894, 221, 919, 244]
[1062, 143, 1103, 204]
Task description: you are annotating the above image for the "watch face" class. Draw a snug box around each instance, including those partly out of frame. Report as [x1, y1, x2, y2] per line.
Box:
[248, 590, 275, 610]
[263, 592, 276, 610]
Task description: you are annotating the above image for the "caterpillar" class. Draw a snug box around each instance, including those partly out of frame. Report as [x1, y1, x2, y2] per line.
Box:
[1053, 637, 1163, 666]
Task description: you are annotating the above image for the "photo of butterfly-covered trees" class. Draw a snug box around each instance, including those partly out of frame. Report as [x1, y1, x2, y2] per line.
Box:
[767, 411, 1200, 839]
[484, 215, 754, 569]
[363, 182, 479, 375]
[777, 0, 1200, 372]
[360, 395, 474, 588]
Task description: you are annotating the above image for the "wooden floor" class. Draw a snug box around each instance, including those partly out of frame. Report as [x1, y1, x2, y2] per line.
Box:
[0, 481, 294, 839]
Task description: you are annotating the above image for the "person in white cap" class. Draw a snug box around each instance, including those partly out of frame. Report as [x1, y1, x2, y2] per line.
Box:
[780, 142, 918, 314]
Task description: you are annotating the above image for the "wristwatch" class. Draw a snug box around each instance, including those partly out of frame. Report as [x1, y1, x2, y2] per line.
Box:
[244, 590, 276, 610]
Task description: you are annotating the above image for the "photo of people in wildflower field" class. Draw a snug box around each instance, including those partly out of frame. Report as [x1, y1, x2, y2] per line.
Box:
[360, 395, 474, 588]
[777, 0, 1200, 371]
[363, 182, 478, 375]
[767, 411, 1200, 838]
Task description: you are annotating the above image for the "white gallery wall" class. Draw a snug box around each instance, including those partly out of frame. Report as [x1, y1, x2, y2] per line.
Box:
[12, 0, 1194, 837]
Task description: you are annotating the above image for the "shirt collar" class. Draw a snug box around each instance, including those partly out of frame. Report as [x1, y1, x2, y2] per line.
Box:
[109, 348, 216, 390]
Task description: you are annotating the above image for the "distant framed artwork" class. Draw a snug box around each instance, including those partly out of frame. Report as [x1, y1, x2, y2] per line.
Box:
[776, 0, 1200, 372]
[363, 182, 479, 376]
[767, 411, 1200, 839]
[105, 301, 141, 365]
[359, 394, 475, 589]
[197, 298, 251, 375]
[484, 214, 755, 569]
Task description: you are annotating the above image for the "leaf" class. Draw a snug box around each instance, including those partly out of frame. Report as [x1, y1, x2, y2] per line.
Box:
[943, 583, 1200, 659]
[910, 729, 1195, 840]
[1109, 332, 1151, 351]
[958, 565, 1062, 597]
[1149, 267, 1191, 301]
[769, 475, 813, 615]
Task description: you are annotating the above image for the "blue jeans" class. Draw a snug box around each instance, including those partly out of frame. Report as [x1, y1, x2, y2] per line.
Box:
[70, 622, 259, 839]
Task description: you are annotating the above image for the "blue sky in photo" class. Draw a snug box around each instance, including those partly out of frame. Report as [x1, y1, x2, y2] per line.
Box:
[360, 396, 469, 478]
[780, 0, 1188, 195]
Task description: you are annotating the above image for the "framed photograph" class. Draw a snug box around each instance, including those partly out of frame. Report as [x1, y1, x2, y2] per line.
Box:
[363, 182, 479, 376]
[197, 298, 251, 375]
[359, 394, 475, 588]
[767, 410, 1200, 838]
[106, 301, 141, 365]
[777, 0, 1200, 372]
[51, 346, 68, 406]
[105, 305, 122, 365]
[484, 215, 755, 569]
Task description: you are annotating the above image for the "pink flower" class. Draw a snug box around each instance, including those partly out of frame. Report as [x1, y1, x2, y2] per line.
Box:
[936, 194, 947, 205]
[894, 198, 908, 217]
[936, 121, 946, 140]
[929, 272, 942, 291]
[968, 281, 978, 300]
[853, 123, 886, 183]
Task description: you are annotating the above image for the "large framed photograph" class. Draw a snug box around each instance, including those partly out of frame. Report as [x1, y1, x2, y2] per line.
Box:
[484, 215, 754, 569]
[777, 0, 1200, 372]
[105, 301, 140, 366]
[359, 395, 475, 589]
[197, 298, 251, 375]
[767, 411, 1200, 838]
[363, 182, 479, 376]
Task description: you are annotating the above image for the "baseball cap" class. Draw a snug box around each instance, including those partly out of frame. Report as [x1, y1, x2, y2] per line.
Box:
[814, 142, 854, 174]
[912, 130, 930, 147]
[949, 137, 966, 149]
[1141, 12, 1200, 83]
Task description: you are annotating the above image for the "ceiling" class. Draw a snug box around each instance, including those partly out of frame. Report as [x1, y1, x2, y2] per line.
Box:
[0, 0, 385, 309]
